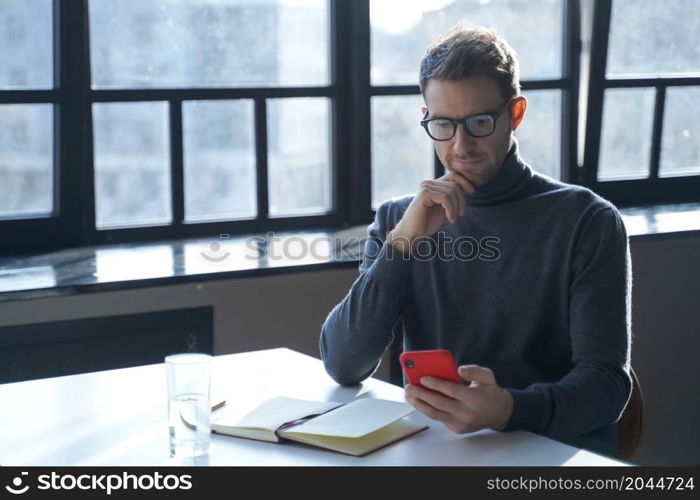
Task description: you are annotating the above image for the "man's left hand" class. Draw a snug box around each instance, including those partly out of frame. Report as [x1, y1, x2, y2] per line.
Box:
[405, 364, 514, 434]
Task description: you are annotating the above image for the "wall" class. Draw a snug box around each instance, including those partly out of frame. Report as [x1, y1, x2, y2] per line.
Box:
[0, 268, 358, 363]
[0, 234, 697, 465]
[625, 235, 700, 466]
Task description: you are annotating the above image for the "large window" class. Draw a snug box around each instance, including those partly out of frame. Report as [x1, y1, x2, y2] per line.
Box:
[0, 0, 53, 219]
[369, 0, 574, 207]
[1, 0, 336, 252]
[0, 0, 697, 254]
[87, 0, 333, 242]
[582, 0, 700, 204]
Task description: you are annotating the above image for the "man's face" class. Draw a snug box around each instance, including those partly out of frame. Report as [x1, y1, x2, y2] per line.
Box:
[421, 76, 523, 187]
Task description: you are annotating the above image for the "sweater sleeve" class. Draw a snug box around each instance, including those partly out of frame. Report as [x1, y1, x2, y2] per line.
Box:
[503, 206, 633, 442]
[319, 200, 412, 385]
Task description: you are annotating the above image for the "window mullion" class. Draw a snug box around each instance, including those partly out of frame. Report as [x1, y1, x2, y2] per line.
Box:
[345, 0, 371, 226]
[562, 0, 581, 184]
[648, 86, 666, 181]
[58, 0, 92, 246]
[254, 97, 269, 221]
[169, 100, 185, 227]
[582, 0, 613, 188]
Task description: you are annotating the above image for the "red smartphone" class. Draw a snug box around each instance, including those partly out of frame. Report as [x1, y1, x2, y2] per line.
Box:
[399, 349, 461, 387]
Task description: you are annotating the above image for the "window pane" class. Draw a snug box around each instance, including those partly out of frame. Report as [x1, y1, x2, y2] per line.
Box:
[93, 102, 171, 228]
[268, 98, 331, 217]
[598, 88, 655, 181]
[515, 90, 561, 180]
[370, 0, 562, 85]
[0, 0, 52, 89]
[607, 0, 700, 77]
[88, 0, 329, 89]
[0, 104, 53, 218]
[371, 95, 434, 208]
[659, 87, 700, 178]
[183, 100, 256, 222]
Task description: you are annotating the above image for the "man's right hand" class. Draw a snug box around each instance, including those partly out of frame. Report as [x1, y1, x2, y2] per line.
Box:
[387, 170, 475, 254]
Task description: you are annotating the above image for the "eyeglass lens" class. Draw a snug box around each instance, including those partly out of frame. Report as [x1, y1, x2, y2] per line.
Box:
[427, 114, 495, 140]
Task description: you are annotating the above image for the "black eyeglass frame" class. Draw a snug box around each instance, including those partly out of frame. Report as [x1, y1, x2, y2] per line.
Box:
[420, 98, 514, 141]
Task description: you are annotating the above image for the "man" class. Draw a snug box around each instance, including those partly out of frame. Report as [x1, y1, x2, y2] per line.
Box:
[320, 23, 632, 456]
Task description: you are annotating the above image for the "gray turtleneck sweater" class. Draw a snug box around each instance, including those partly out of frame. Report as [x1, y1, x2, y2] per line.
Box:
[319, 142, 632, 456]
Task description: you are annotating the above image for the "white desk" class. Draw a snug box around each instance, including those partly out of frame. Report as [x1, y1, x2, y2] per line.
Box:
[0, 348, 628, 466]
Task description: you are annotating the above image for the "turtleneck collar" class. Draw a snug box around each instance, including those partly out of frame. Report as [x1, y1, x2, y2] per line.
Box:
[464, 139, 533, 207]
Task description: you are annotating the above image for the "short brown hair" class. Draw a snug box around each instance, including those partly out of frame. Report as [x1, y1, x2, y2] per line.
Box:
[419, 22, 520, 101]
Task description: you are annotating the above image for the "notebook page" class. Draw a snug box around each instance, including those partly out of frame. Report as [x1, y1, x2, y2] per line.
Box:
[288, 398, 414, 438]
[231, 396, 342, 431]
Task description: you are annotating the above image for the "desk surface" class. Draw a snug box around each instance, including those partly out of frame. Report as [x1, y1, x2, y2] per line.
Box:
[0, 348, 628, 466]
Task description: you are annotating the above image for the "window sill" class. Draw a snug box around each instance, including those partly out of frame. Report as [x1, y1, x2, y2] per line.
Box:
[619, 202, 700, 240]
[0, 227, 366, 303]
[0, 202, 698, 303]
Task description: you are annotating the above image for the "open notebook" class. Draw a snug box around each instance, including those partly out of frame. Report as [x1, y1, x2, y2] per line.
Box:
[211, 396, 428, 457]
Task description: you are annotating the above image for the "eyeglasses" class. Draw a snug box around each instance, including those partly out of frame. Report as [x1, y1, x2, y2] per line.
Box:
[420, 99, 513, 141]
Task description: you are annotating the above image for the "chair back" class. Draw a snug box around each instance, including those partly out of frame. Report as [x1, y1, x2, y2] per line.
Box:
[617, 366, 644, 460]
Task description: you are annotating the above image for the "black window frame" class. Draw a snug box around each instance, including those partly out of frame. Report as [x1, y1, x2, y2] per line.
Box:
[2, 0, 351, 254]
[363, 0, 581, 204]
[0, 0, 72, 253]
[2, 0, 699, 256]
[582, 0, 700, 206]
[85, 0, 349, 245]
